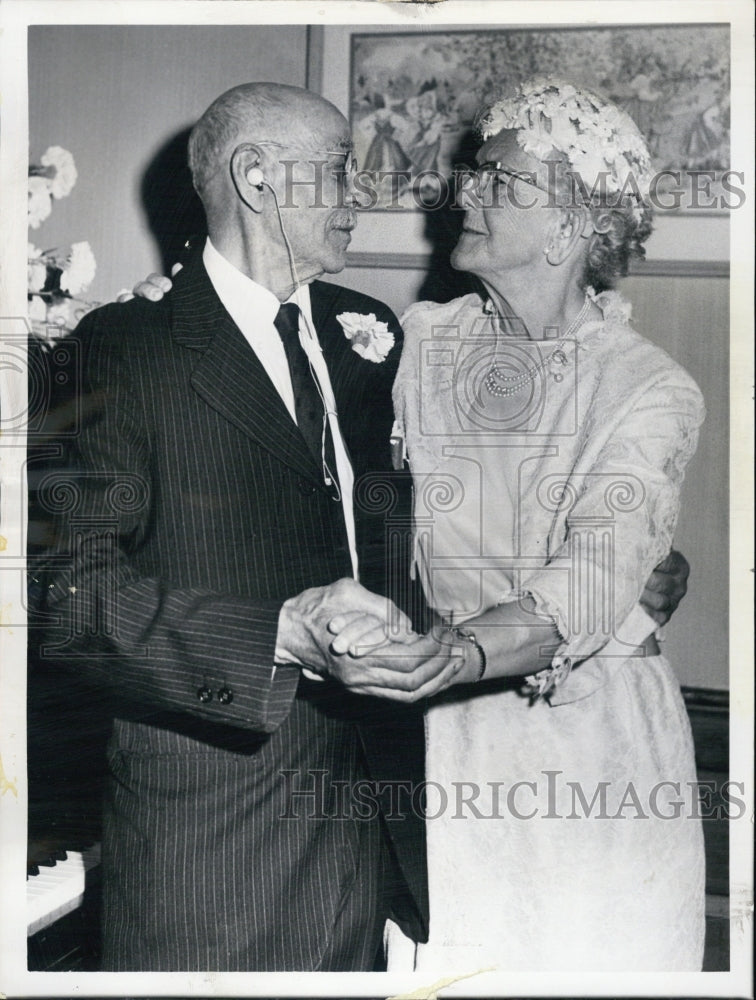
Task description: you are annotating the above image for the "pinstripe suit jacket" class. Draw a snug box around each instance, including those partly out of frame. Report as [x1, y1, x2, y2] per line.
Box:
[42, 254, 427, 969]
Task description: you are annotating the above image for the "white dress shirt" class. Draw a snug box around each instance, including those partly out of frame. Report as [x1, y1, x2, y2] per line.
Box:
[202, 237, 359, 579]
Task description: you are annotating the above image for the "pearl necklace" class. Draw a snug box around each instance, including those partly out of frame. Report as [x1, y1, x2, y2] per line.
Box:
[484, 294, 592, 398]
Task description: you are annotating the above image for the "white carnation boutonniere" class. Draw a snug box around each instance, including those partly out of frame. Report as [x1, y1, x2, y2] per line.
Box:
[336, 312, 395, 364]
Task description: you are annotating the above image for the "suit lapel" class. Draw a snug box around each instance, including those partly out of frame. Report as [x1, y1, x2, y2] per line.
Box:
[310, 280, 367, 413]
[172, 255, 322, 482]
[309, 279, 340, 338]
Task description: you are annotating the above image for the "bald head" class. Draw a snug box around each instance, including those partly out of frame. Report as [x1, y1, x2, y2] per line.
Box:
[187, 82, 357, 294]
[188, 82, 349, 199]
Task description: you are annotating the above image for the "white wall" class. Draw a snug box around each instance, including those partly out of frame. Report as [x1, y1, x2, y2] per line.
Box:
[29, 25, 309, 302]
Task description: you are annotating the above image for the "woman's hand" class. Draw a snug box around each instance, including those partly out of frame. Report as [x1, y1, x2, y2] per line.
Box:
[327, 614, 479, 699]
[116, 263, 183, 303]
[328, 610, 416, 656]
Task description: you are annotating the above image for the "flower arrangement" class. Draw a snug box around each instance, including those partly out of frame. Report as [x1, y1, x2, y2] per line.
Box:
[28, 146, 99, 342]
[477, 77, 654, 218]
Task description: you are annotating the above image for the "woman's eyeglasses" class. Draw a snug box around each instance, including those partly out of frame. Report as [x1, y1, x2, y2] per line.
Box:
[455, 161, 549, 196]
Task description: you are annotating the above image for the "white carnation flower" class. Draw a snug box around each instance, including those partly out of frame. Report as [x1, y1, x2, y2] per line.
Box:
[28, 176, 52, 229]
[336, 312, 395, 364]
[40, 146, 78, 199]
[28, 243, 47, 293]
[28, 294, 48, 325]
[60, 241, 96, 295]
[47, 298, 73, 329]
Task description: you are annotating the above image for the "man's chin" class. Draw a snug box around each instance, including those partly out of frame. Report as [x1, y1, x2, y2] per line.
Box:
[322, 241, 350, 274]
[322, 259, 348, 275]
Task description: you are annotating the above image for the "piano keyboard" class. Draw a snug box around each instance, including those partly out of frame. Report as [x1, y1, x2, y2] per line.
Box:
[27, 843, 101, 937]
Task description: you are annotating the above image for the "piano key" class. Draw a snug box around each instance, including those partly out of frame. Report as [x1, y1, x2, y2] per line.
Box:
[27, 843, 101, 937]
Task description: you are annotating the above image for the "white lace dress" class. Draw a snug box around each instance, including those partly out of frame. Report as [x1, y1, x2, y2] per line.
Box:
[387, 290, 706, 973]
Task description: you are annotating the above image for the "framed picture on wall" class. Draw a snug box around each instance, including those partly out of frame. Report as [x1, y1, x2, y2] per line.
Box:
[316, 22, 733, 267]
[320, 23, 731, 213]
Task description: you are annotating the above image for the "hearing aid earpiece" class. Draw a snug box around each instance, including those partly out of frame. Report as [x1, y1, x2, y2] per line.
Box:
[246, 166, 265, 189]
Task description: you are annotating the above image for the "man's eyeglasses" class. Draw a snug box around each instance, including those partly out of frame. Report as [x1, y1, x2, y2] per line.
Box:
[256, 141, 358, 184]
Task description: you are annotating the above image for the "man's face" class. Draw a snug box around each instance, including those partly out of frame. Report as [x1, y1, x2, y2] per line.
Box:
[266, 104, 358, 283]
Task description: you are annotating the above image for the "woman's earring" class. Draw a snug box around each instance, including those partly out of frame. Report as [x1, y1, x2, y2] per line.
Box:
[544, 241, 558, 264]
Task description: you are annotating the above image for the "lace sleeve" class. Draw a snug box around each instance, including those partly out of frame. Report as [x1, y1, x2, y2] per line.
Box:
[512, 373, 705, 693]
[391, 305, 421, 463]
[393, 299, 458, 474]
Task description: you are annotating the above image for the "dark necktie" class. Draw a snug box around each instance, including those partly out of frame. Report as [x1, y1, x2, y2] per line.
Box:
[274, 302, 338, 489]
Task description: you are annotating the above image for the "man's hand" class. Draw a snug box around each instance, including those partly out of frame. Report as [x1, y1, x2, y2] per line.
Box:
[278, 578, 413, 671]
[327, 611, 475, 701]
[639, 549, 690, 627]
[116, 263, 182, 303]
[278, 579, 465, 701]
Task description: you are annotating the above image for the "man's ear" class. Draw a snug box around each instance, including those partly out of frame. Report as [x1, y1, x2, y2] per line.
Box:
[230, 143, 266, 212]
[545, 207, 589, 266]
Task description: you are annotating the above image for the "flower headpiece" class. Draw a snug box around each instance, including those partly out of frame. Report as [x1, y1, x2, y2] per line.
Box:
[476, 77, 654, 219]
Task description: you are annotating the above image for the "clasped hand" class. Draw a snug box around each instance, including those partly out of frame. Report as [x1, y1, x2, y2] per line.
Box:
[279, 578, 472, 702]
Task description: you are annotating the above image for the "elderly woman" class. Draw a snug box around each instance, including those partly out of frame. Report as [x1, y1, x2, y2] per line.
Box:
[343, 78, 706, 972]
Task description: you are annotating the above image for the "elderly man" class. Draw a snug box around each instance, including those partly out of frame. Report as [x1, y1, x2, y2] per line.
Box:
[41, 82, 439, 972]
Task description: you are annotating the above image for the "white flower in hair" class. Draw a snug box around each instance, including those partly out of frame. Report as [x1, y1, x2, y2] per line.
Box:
[337, 312, 395, 364]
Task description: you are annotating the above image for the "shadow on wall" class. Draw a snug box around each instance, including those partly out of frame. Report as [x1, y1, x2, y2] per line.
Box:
[416, 126, 482, 305]
[141, 127, 207, 272]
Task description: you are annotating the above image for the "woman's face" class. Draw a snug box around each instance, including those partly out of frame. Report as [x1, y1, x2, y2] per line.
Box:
[450, 129, 560, 284]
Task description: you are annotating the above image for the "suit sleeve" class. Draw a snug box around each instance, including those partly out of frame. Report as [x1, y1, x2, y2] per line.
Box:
[39, 308, 300, 734]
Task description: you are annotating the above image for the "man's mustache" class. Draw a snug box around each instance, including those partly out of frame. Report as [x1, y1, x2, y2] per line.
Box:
[328, 214, 356, 230]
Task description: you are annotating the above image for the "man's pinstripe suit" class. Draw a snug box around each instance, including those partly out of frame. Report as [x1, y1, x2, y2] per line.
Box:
[42, 253, 428, 970]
